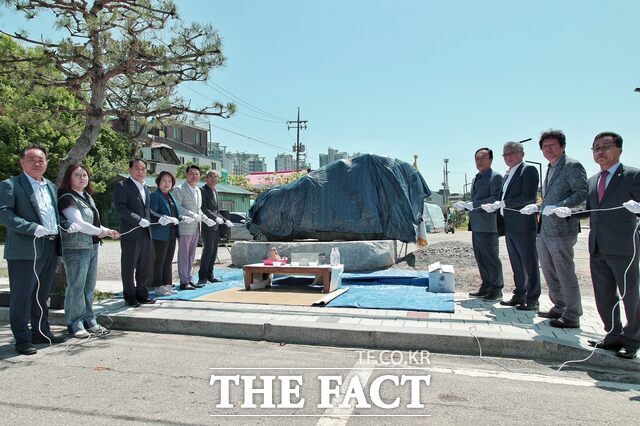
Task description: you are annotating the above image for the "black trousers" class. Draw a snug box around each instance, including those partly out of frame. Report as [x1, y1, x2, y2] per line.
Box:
[120, 235, 151, 303]
[8, 239, 56, 345]
[505, 230, 541, 304]
[472, 231, 504, 292]
[590, 250, 640, 347]
[152, 228, 177, 287]
[198, 229, 220, 281]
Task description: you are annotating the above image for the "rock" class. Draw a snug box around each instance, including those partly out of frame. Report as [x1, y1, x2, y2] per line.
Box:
[230, 240, 397, 272]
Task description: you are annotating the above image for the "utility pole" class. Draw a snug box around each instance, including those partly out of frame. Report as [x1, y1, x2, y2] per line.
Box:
[443, 158, 450, 205]
[287, 107, 308, 171]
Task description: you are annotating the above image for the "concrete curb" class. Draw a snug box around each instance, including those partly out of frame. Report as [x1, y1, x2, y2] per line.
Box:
[2, 306, 637, 372]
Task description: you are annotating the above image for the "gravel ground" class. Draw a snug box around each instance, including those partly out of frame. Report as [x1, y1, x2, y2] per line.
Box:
[1, 230, 596, 297]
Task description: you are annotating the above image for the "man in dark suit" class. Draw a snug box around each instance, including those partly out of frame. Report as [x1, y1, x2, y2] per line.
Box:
[455, 147, 504, 300]
[113, 158, 160, 307]
[564, 132, 640, 359]
[483, 142, 540, 310]
[198, 170, 229, 284]
[0, 146, 66, 355]
[526, 130, 587, 329]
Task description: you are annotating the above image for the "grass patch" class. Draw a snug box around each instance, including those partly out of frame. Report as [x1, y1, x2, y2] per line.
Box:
[94, 290, 114, 301]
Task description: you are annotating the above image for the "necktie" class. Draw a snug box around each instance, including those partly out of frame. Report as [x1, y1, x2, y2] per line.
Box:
[597, 170, 608, 202]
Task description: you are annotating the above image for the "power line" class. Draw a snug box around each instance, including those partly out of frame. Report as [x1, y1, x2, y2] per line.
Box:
[236, 111, 286, 123]
[227, 70, 296, 109]
[206, 80, 289, 122]
[152, 35, 290, 122]
[210, 123, 290, 152]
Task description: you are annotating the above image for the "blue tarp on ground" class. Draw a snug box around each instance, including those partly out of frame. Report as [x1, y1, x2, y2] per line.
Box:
[124, 268, 454, 312]
[329, 270, 454, 312]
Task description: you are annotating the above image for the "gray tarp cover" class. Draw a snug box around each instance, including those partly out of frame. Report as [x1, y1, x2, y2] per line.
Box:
[247, 154, 431, 242]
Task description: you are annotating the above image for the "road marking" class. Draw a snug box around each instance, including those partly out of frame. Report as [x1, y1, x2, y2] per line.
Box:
[407, 365, 640, 392]
[316, 360, 377, 426]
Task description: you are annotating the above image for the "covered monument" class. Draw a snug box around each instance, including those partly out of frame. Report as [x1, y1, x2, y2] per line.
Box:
[247, 154, 431, 242]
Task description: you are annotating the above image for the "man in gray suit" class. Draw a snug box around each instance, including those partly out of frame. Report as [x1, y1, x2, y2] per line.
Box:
[0, 146, 66, 355]
[455, 147, 504, 300]
[173, 165, 215, 290]
[524, 130, 587, 328]
[561, 132, 640, 358]
[483, 142, 540, 310]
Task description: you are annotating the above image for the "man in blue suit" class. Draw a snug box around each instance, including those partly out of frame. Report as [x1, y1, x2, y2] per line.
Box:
[456, 147, 504, 300]
[0, 146, 66, 355]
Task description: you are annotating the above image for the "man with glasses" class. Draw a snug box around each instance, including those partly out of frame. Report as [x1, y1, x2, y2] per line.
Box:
[0, 146, 66, 355]
[560, 132, 640, 358]
[482, 142, 540, 310]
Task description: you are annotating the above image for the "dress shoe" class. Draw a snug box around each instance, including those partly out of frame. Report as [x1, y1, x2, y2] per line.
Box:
[32, 333, 66, 344]
[482, 292, 502, 301]
[587, 339, 622, 351]
[196, 279, 208, 285]
[191, 282, 205, 288]
[15, 343, 37, 355]
[179, 283, 196, 291]
[537, 310, 562, 319]
[126, 300, 141, 307]
[208, 277, 223, 283]
[548, 317, 580, 329]
[516, 302, 539, 311]
[469, 289, 490, 298]
[500, 297, 524, 307]
[137, 298, 156, 305]
[616, 347, 638, 359]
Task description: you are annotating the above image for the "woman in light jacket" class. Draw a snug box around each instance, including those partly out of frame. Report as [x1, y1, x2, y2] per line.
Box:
[58, 164, 119, 338]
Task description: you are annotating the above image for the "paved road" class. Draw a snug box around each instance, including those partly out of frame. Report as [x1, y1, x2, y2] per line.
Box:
[1, 324, 638, 425]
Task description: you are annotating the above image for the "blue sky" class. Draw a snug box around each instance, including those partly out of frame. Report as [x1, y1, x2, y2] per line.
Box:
[2, 1, 639, 193]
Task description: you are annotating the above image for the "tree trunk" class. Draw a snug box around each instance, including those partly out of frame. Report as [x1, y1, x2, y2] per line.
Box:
[56, 79, 107, 185]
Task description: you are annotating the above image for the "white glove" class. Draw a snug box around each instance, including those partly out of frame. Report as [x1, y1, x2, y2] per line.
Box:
[182, 215, 194, 224]
[204, 218, 215, 227]
[553, 207, 572, 218]
[464, 201, 474, 211]
[187, 210, 201, 222]
[34, 225, 48, 238]
[139, 219, 150, 228]
[520, 204, 538, 215]
[481, 203, 497, 213]
[159, 216, 172, 226]
[453, 201, 466, 211]
[200, 213, 209, 223]
[225, 220, 234, 227]
[65, 223, 82, 233]
[541, 205, 557, 216]
[215, 217, 224, 225]
[482, 201, 503, 213]
[170, 217, 180, 225]
[623, 200, 640, 214]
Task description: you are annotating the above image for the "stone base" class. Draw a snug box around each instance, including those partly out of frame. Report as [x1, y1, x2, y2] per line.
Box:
[230, 240, 397, 272]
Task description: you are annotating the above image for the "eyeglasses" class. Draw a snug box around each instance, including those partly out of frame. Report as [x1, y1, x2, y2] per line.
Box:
[591, 145, 615, 153]
[502, 151, 521, 158]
